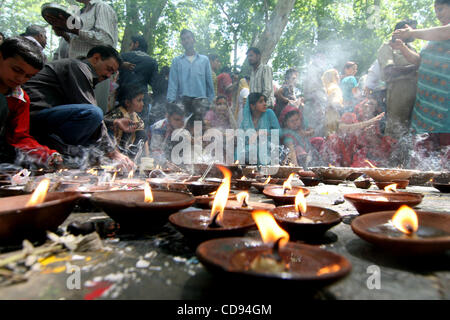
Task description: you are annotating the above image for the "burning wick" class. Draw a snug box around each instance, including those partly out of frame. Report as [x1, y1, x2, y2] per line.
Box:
[237, 192, 249, 208]
[26, 179, 50, 207]
[365, 159, 377, 168]
[251, 211, 290, 272]
[295, 190, 306, 216]
[391, 205, 418, 237]
[263, 176, 271, 185]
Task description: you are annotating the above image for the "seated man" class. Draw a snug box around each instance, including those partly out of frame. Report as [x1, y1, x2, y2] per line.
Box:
[22, 45, 133, 169]
[0, 37, 62, 167]
[149, 103, 184, 166]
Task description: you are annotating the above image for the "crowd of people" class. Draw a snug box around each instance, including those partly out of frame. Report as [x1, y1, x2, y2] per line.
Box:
[0, 0, 448, 171]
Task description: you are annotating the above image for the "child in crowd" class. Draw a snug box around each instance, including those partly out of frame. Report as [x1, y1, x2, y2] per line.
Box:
[105, 84, 147, 158]
[238, 92, 280, 165]
[340, 61, 360, 110]
[320, 97, 394, 167]
[0, 37, 62, 167]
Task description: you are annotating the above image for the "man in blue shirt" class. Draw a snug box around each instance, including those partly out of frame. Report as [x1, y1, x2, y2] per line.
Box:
[167, 29, 215, 131]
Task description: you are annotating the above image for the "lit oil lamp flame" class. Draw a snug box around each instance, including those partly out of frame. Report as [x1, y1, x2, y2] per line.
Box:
[128, 171, 134, 179]
[282, 173, 295, 193]
[391, 205, 418, 235]
[240, 176, 247, 181]
[295, 190, 307, 215]
[144, 182, 154, 203]
[26, 179, 50, 207]
[210, 165, 232, 226]
[234, 160, 239, 165]
[365, 159, 377, 168]
[252, 210, 289, 248]
[263, 176, 271, 185]
[328, 164, 335, 168]
[236, 191, 249, 208]
[111, 172, 117, 183]
[209, 191, 217, 196]
[317, 264, 341, 276]
[384, 184, 397, 192]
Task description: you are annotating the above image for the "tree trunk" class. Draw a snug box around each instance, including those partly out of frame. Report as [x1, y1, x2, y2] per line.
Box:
[253, 0, 296, 64]
[143, 0, 168, 55]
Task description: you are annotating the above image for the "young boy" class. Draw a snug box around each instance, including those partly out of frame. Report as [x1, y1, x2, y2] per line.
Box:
[0, 37, 62, 167]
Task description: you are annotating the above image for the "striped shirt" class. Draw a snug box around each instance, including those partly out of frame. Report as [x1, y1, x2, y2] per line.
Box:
[68, 0, 118, 58]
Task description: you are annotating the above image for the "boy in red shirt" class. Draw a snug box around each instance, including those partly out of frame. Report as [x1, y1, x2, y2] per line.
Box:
[0, 37, 62, 167]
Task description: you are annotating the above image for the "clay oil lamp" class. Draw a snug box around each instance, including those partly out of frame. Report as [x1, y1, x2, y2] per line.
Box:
[114, 170, 146, 188]
[90, 182, 195, 231]
[220, 191, 275, 212]
[351, 205, 450, 255]
[432, 182, 450, 193]
[169, 166, 255, 241]
[272, 190, 342, 239]
[354, 179, 372, 189]
[344, 185, 423, 215]
[309, 166, 355, 181]
[0, 179, 81, 244]
[196, 211, 351, 286]
[361, 161, 417, 183]
[262, 173, 310, 206]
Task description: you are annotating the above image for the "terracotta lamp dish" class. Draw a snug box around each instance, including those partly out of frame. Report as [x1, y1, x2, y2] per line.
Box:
[309, 167, 355, 180]
[375, 180, 409, 190]
[351, 210, 450, 255]
[0, 192, 81, 244]
[322, 179, 344, 185]
[221, 200, 275, 212]
[432, 183, 450, 193]
[196, 237, 352, 286]
[346, 172, 364, 181]
[255, 176, 285, 185]
[252, 182, 277, 193]
[362, 168, 417, 182]
[354, 180, 372, 189]
[272, 205, 342, 239]
[263, 186, 310, 206]
[90, 190, 195, 230]
[169, 210, 255, 240]
[344, 192, 423, 215]
[176, 181, 221, 196]
[231, 179, 254, 191]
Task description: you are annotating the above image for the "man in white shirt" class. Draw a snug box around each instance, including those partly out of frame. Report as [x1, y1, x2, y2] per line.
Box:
[21, 25, 47, 61]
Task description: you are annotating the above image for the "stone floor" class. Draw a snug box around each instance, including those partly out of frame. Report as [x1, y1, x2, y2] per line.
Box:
[0, 183, 448, 300]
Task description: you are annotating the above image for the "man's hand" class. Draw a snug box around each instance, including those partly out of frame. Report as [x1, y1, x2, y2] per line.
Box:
[389, 38, 405, 50]
[114, 118, 138, 133]
[121, 62, 136, 71]
[108, 150, 135, 171]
